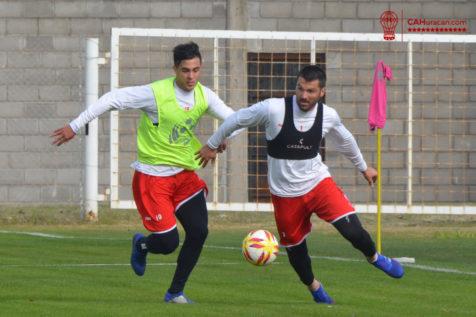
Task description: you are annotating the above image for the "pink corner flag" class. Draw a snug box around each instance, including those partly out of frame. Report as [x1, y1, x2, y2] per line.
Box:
[368, 60, 393, 131]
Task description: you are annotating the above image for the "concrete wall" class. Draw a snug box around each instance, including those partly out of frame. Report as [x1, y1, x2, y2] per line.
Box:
[0, 0, 474, 206]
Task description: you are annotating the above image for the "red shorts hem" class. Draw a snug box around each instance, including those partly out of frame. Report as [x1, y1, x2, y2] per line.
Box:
[132, 170, 207, 232]
[272, 178, 354, 246]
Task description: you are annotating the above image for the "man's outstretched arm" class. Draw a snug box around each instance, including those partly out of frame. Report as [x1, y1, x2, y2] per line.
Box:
[50, 85, 155, 146]
[196, 100, 270, 168]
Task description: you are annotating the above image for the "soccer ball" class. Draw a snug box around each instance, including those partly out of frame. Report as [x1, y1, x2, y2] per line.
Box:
[242, 229, 279, 266]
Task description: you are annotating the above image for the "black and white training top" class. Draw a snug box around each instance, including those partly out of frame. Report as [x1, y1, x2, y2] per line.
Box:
[207, 95, 368, 198]
[267, 96, 324, 160]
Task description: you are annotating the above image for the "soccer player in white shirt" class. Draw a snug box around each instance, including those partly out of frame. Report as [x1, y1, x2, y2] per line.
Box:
[51, 42, 237, 304]
[196, 65, 404, 304]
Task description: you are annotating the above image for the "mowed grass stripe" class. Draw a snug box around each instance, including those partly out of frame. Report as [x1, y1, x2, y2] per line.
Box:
[1, 229, 475, 276]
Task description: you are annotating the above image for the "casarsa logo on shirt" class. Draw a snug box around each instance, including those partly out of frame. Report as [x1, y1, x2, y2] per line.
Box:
[286, 138, 313, 150]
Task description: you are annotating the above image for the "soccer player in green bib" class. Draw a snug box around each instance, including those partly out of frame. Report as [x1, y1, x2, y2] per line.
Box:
[52, 42, 236, 304]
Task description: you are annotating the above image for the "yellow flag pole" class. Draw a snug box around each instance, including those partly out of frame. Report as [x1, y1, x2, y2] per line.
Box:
[376, 127, 382, 253]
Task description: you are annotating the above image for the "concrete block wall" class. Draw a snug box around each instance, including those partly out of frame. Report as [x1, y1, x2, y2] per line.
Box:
[0, 0, 230, 205]
[0, 0, 474, 206]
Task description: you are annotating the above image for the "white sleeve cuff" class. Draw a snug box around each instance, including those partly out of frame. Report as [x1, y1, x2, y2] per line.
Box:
[357, 161, 368, 173]
[69, 121, 81, 134]
[207, 141, 219, 150]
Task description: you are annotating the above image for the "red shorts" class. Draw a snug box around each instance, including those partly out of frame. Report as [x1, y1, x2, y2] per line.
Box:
[271, 177, 355, 247]
[132, 170, 207, 233]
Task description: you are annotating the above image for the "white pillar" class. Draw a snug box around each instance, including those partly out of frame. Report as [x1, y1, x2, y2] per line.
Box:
[406, 41, 413, 212]
[83, 38, 99, 220]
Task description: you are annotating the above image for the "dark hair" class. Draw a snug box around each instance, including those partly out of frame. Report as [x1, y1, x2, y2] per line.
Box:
[173, 42, 202, 66]
[297, 65, 326, 88]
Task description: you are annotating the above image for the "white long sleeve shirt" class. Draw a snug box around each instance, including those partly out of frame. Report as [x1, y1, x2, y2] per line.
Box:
[207, 96, 368, 197]
[70, 82, 236, 176]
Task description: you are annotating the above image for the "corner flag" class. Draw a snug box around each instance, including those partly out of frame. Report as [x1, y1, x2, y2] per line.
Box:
[368, 60, 393, 131]
[368, 60, 392, 253]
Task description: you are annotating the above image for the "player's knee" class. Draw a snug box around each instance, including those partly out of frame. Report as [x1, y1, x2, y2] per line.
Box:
[161, 237, 179, 254]
[195, 226, 209, 242]
[186, 225, 208, 243]
[146, 231, 179, 254]
[334, 215, 367, 243]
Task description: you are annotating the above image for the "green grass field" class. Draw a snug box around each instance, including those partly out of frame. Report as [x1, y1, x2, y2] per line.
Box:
[0, 206, 475, 316]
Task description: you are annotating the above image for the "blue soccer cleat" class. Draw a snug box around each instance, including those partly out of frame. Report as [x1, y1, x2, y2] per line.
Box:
[130, 233, 147, 276]
[372, 253, 404, 278]
[164, 291, 194, 304]
[311, 285, 334, 304]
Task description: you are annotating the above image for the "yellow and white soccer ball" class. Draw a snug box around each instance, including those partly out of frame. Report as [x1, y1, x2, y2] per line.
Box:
[242, 229, 279, 266]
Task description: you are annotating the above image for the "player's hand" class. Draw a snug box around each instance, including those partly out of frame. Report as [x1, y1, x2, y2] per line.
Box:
[362, 167, 377, 186]
[195, 145, 218, 168]
[51, 125, 76, 146]
[217, 140, 228, 153]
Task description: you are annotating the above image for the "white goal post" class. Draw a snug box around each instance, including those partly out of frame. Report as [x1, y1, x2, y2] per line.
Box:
[85, 28, 476, 215]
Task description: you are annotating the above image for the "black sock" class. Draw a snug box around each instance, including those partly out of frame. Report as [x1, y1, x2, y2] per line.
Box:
[168, 191, 208, 294]
[285, 240, 315, 286]
[332, 214, 376, 257]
